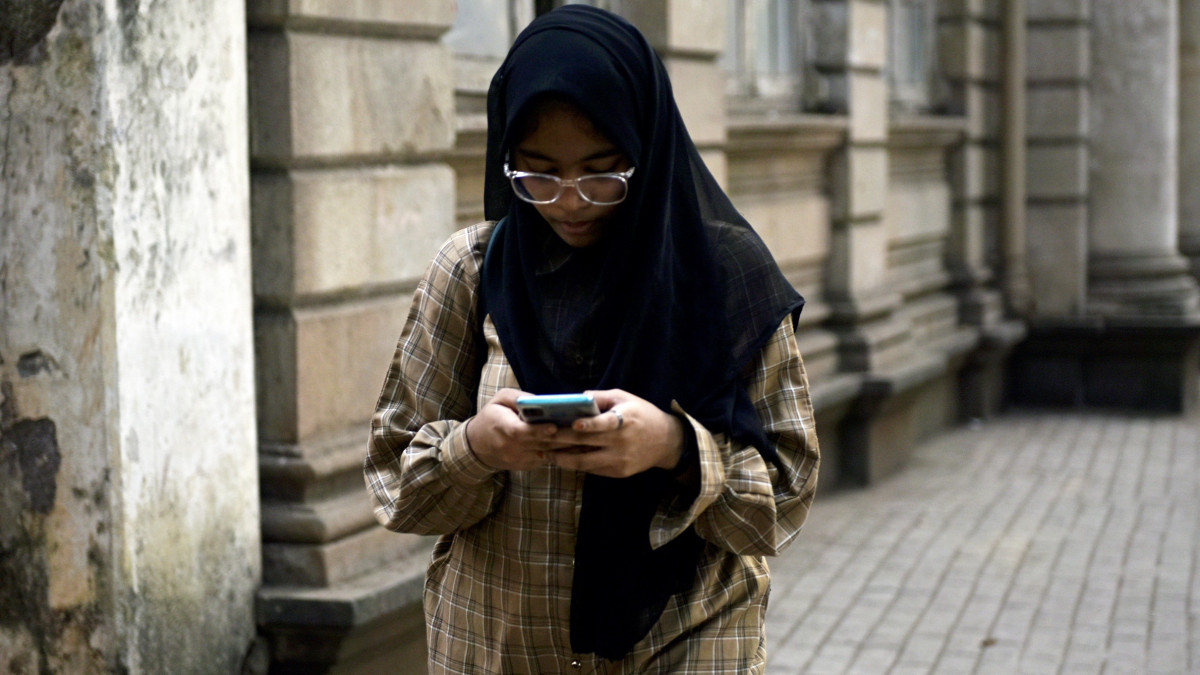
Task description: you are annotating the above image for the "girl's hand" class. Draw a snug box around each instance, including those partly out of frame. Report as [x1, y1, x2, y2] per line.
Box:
[466, 388, 577, 471]
[547, 389, 686, 478]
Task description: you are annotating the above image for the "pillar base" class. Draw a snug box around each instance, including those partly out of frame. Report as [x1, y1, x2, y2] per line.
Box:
[1008, 318, 1200, 413]
[258, 552, 431, 675]
[1087, 252, 1200, 318]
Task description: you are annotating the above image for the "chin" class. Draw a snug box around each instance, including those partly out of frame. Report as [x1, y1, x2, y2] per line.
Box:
[552, 222, 604, 248]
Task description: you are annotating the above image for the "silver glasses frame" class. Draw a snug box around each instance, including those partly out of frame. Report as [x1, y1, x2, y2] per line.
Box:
[503, 161, 636, 206]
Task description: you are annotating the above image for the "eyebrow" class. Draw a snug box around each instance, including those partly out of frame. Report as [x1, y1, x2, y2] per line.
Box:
[514, 148, 623, 163]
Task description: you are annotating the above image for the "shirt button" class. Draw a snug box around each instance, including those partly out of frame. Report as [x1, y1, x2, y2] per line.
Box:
[570, 659, 582, 670]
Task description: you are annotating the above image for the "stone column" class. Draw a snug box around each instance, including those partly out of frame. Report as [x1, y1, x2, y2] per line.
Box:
[1001, 0, 1031, 313]
[246, 1, 456, 671]
[621, 0, 727, 180]
[1013, 0, 1200, 412]
[939, 0, 1001, 307]
[1087, 0, 1199, 318]
[937, 0, 1028, 418]
[813, 0, 947, 484]
[814, 0, 905, 372]
[1024, 0, 1091, 316]
[1181, 0, 1200, 277]
[1, 0, 259, 672]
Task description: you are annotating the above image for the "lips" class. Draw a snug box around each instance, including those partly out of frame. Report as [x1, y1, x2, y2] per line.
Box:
[556, 220, 595, 232]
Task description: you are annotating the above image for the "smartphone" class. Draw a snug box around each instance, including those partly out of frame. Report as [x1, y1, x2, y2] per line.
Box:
[515, 393, 600, 426]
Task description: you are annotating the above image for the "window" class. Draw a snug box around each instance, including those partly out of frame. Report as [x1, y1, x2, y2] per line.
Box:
[443, 0, 625, 97]
[443, 0, 534, 60]
[721, 0, 813, 114]
[550, 0, 623, 12]
[888, 0, 938, 113]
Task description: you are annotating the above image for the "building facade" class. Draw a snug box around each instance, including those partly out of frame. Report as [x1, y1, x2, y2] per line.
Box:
[2, 0, 1197, 671]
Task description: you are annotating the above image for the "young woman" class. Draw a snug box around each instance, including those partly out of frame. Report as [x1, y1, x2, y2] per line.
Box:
[365, 6, 819, 673]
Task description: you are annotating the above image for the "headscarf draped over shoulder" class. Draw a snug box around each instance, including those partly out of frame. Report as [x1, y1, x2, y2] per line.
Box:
[480, 5, 804, 659]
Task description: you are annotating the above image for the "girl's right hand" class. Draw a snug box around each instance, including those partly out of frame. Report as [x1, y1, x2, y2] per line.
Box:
[465, 388, 571, 471]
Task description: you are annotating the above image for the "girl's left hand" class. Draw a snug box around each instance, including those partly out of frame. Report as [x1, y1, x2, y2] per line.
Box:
[547, 389, 686, 478]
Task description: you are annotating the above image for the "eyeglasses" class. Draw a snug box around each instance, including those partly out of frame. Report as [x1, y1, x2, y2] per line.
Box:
[503, 162, 636, 206]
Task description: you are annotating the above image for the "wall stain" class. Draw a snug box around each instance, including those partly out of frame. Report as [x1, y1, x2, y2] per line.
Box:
[0, 382, 107, 671]
[16, 350, 61, 379]
[8, 419, 62, 514]
[0, 0, 66, 64]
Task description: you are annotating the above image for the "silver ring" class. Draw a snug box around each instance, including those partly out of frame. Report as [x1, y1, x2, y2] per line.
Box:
[611, 409, 624, 430]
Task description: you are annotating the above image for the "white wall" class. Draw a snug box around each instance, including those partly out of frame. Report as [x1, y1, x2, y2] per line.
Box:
[0, 0, 260, 671]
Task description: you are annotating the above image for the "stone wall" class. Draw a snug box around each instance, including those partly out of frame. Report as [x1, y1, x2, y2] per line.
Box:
[245, 0, 458, 670]
[1, 0, 259, 672]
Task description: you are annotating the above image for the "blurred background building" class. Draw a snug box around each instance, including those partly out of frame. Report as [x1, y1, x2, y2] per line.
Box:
[3, 0, 1198, 672]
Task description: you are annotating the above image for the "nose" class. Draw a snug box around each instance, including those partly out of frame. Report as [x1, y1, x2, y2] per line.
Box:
[555, 179, 589, 211]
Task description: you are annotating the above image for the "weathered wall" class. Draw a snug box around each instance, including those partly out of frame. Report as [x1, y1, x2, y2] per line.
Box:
[0, 0, 260, 672]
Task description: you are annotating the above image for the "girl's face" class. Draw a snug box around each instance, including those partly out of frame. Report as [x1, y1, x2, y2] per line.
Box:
[511, 101, 632, 248]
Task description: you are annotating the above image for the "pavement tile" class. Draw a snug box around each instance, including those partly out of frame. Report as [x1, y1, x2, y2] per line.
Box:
[765, 412, 1200, 674]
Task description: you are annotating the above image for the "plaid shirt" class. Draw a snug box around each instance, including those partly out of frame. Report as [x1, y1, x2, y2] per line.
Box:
[365, 222, 820, 674]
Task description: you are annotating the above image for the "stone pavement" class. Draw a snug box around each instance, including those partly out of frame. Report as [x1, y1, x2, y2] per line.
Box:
[764, 411, 1200, 675]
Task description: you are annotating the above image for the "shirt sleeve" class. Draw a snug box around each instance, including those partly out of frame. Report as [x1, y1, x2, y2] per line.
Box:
[649, 317, 820, 556]
[364, 224, 506, 536]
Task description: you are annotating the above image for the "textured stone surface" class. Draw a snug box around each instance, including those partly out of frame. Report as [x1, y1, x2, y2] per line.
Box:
[1, 0, 259, 672]
[1026, 26, 1090, 81]
[766, 412, 1200, 673]
[665, 56, 726, 146]
[246, 0, 454, 35]
[1026, 204, 1087, 315]
[832, 146, 889, 219]
[1182, 0, 1200, 259]
[1026, 87, 1089, 138]
[248, 32, 454, 164]
[1089, 0, 1179, 253]
[849, 73, 888, 141]
[1026, 145, 1088, 199]
[1026, 0, 1092, 22]
[263, 526, 424, 586]
[252, 165, 456, 302]
[255, 296, 410, 444]
[622, 0, 724, 54]
[848, 0, 887, 70]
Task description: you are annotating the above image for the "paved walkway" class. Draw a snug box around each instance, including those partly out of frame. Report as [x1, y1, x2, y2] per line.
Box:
[764, 411, 1200, 675]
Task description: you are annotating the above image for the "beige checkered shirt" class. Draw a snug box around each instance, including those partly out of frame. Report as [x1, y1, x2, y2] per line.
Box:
[365, 222, 820, 674]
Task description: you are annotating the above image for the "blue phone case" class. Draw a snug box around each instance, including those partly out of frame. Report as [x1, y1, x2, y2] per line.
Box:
[516, 393, 600, 426]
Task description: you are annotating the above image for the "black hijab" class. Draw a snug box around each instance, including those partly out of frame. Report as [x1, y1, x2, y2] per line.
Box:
[480, 5, 804, 659]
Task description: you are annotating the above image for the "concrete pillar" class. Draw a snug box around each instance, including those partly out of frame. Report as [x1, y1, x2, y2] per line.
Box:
[1181, 0, 1200, 277]
[621, 0, 728, 180]
[1023, 1, 1090, 316]
[939, 0, 1002, 304]
[1012, 0, 1200, 413]
[815, 0, 906, 371]
[1000, 0, 1031, 314]
[813, 0, 953, 485]
[246, 1, 456, 671]
[1, 0, 259, 672]
[1087, 0, 1199, 318]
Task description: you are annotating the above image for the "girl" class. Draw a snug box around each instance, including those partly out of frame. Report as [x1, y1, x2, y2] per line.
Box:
[365, 6, 819, 673]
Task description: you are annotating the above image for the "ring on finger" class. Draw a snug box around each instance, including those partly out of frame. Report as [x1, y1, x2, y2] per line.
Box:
[611, 408, 624, 430]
